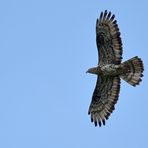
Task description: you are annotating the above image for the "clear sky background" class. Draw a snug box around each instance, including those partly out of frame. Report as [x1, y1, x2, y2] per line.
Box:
[0, 0, 147, 148]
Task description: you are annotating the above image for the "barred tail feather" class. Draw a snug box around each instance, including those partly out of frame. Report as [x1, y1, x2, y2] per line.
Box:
[120, 56, 144, 86]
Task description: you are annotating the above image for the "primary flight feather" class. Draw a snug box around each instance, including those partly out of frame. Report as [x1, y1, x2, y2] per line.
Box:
[87, 10, 144, 127]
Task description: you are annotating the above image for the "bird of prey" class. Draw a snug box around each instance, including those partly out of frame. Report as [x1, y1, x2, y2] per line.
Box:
[87, 10, 144, 127]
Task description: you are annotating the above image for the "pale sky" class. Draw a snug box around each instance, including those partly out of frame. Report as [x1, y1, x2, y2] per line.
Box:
[0, 0, 147, 148]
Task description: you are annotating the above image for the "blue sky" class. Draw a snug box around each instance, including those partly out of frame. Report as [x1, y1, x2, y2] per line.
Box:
[0, 0, 147, 148]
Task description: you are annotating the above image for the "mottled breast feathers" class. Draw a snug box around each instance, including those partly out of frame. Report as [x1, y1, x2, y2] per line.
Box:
[88, 10, 122, 127]
[88, 10, 144, 127]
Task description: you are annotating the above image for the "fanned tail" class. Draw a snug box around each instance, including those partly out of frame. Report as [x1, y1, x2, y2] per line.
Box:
[120, 56, 144, 86]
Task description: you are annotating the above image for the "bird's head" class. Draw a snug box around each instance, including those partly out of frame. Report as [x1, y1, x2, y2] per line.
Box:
[86, 67, 99, 75]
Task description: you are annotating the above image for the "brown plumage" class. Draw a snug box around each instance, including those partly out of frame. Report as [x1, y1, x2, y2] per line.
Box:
[87, 10, 144, 127]
[120, 56, 144, 86]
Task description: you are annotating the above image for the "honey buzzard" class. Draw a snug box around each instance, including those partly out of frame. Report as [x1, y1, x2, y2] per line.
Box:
[87, 10, 144, 127]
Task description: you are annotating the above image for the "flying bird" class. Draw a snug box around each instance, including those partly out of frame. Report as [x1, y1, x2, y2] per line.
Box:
[87, 10, 144, 127]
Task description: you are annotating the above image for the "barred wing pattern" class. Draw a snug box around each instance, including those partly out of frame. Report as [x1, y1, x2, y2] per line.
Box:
[96, 10, 123, 65]
[88, 10, 144, 127]
[88, 10, 122, 126]
[88, 76, 120, 126]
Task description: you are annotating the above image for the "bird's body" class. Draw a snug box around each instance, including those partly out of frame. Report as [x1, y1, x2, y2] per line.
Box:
[87, 64, 121, 76]
[87, 10, 144, 127]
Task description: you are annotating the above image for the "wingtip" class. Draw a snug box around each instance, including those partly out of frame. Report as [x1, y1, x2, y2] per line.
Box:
[94, 121, 97, 126]
[96, 18, 99, 25]
[110, 14, 115, 21]
[100, 11, 103, 20]
[99, 121, 102, 127]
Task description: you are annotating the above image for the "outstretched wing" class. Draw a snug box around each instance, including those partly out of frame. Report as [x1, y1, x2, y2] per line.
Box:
[96, 10, 122, 65]
[88, 76, 120, 126]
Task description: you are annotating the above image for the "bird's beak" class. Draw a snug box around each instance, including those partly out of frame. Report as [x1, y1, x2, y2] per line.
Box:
[86, 70, 89, 73]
